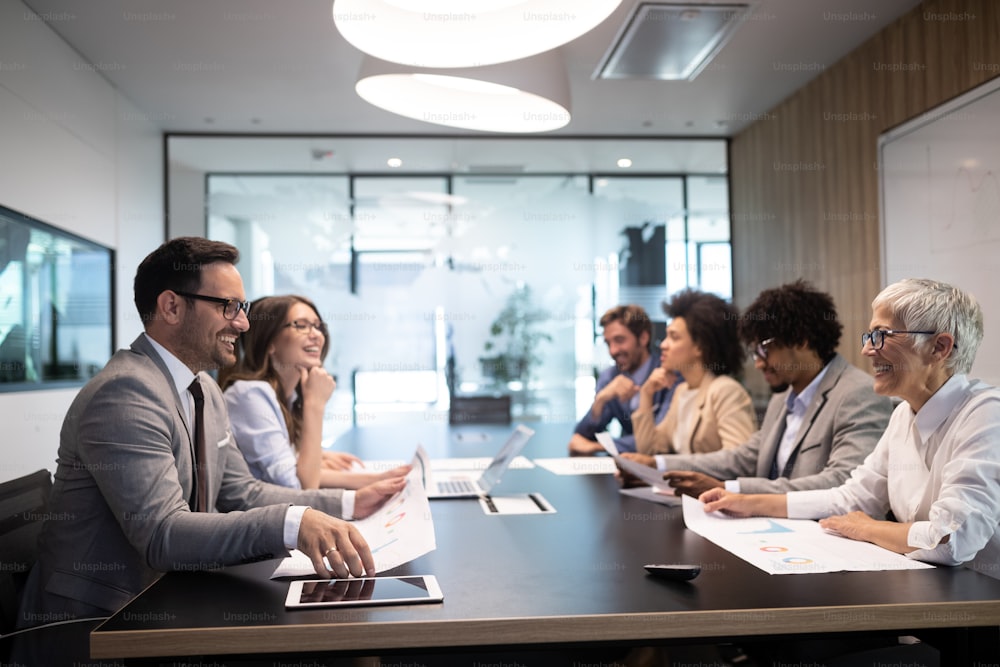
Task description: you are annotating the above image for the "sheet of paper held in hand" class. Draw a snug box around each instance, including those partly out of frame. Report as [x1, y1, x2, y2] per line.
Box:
[272, 446, 437, 578]
[681, 494, 934, 575]
[595, 432, 674, 491]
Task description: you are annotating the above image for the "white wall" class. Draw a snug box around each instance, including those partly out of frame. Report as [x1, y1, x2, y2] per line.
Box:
[0, 0, 162, 482]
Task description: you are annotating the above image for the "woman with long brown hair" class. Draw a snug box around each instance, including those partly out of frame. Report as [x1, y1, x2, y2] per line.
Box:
[220, 295, 407, 489]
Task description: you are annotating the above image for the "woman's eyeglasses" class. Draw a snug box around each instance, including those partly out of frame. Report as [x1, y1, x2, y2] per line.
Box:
[285, 320, 327, 335]
[861, 329, 937, 350]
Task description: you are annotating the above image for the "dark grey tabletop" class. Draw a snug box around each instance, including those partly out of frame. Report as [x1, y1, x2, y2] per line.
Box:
[91, 422, 1000, 662]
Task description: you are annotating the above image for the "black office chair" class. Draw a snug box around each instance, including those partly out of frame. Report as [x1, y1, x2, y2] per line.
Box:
[449, 394, 512, 425]
[0, 469, 52, 658]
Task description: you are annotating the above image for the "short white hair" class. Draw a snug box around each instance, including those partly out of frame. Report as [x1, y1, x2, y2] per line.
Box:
[872, 278, 983, 374]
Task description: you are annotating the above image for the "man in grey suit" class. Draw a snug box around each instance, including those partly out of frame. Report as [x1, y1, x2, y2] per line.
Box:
[621, 280, 892, 497]
[15, 237, 406, 663]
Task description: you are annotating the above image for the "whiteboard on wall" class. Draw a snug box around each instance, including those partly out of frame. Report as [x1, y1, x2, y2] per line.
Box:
[879, 76, 1000, 386]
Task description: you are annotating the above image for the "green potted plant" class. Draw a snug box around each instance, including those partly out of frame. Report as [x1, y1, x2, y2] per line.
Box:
[480, 285, 552, 385]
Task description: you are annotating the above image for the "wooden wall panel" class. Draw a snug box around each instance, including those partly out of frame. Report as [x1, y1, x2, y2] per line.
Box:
[730, 0, 1000, 396]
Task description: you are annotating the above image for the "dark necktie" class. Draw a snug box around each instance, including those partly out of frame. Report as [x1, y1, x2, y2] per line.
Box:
[188, 377, 209, 512]
[768, 454, 781, 480]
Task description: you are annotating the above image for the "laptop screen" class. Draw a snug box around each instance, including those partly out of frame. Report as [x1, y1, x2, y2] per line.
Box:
[478, 425, 534, 491]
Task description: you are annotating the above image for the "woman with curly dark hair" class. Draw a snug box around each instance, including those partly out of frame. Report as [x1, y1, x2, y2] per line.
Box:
[632, 289, 757, 456]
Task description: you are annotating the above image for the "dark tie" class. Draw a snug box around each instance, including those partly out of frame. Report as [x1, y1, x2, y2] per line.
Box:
[188, 378, 209, 512]
[768, 455, 780, 480]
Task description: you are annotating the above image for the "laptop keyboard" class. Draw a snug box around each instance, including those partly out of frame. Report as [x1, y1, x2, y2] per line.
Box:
[438, 479, 477, 494]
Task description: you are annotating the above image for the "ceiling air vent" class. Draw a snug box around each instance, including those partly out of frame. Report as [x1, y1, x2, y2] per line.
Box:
[595, 2, 751, 81]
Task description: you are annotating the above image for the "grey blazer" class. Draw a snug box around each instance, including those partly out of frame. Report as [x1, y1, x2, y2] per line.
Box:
[21, 334, 347, 619]
[659, 354, 893, 493]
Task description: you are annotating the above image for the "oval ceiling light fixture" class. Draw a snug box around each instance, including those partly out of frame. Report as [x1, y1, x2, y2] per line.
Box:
[333, 0, 623, 68]
[355, 53, 571, 133]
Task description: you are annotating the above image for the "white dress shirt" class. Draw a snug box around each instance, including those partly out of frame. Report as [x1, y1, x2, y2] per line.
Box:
[775, 364, 828, 475]
[788, 374, 1000, 578]
[721, 364, 829, 492]
[144, 335, 353, 549]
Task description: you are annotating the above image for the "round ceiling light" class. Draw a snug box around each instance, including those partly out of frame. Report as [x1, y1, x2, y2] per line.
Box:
[355, 54, 571, 133]
[333, 0, 623, 68]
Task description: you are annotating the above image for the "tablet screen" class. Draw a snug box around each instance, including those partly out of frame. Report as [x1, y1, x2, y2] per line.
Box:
[297, 576, 432, 605]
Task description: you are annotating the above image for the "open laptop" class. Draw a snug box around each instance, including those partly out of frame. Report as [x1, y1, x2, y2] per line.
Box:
[425, 424, 534, 498]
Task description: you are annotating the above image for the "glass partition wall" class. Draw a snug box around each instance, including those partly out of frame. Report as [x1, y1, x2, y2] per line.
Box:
[207, 167, 730, 438]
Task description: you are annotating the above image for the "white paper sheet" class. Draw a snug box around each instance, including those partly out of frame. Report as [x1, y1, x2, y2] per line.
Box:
[271, 447, 437, 578]
[594, 432, 673, 492]
[365, 456, 534, 472]
[534, 457, 617, 475]
[681, 494, 934, 575]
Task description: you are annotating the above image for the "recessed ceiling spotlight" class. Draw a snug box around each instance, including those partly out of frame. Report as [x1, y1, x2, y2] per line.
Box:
[617, 158, 633, 168]
[387, 157, 403, 168]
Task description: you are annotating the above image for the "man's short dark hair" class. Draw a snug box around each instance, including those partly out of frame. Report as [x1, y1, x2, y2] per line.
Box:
[133, 237, 240, 324]
[738, 280, 843, 364]
[664, 289, 744, 376]
[599, 305, 652, 344]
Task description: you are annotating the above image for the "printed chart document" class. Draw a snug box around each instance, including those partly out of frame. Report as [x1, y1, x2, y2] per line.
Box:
[272, 447, 436, 578]
[681, 495, 934, 575]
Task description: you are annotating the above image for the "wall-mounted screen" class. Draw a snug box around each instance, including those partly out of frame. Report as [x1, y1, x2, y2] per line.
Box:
[0, 204, 114, 391]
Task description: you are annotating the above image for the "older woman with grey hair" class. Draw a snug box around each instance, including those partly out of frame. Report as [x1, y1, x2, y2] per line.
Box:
[701, 278, 1000, 580]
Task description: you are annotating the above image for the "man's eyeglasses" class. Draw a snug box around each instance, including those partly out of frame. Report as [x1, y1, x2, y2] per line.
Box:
[751, 337, 776, 361]
[285, 320, 327, 335]
[173, 291, 251, 320]
[861, 329, 937, 350]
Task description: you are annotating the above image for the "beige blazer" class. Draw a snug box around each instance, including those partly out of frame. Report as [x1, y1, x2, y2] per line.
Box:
[632, 374, 757, 456]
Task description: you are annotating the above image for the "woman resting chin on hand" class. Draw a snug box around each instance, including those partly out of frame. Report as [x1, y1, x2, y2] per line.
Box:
[220, 295, 409, 490]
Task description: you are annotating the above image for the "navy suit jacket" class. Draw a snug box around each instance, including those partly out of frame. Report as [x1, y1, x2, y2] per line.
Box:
[574, 355, 676, 453]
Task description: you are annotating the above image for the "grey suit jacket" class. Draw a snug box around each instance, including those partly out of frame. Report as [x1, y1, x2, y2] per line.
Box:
[21, 334, 347, 619]
[658, 354, 892, 493]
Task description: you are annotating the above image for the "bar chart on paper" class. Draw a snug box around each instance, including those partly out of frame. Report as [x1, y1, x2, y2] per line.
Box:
[681, 496, 934, 575]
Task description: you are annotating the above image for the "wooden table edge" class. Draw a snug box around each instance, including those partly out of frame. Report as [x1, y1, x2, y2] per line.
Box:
[91, 600, 1000, 659]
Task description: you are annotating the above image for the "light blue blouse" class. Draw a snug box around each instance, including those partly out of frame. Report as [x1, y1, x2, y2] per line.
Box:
[224, 380, 302, 488]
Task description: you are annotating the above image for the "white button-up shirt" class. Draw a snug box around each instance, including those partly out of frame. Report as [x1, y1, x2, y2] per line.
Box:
[788, 374, 1000, 578]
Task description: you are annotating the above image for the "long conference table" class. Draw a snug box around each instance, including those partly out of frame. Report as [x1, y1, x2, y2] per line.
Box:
[90, 421, 1000, 664]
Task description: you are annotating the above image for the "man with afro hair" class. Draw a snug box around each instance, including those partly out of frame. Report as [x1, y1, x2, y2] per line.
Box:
[622, 280, 893, 497]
